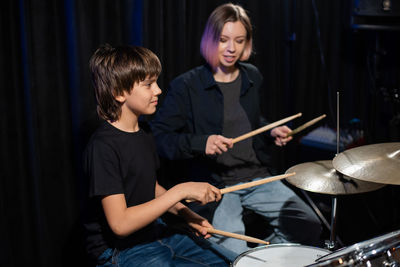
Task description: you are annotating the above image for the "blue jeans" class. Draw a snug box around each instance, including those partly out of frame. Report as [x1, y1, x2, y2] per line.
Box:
[210, 179, 322, 254]
[97, 233, 229, 267]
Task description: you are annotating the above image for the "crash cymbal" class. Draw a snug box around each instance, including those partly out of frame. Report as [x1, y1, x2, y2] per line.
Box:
[332, 142, 400, 185]
[285, 161, 385, 195]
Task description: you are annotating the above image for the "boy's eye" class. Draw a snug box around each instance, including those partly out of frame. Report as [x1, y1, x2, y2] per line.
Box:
[141, 81, 153, 87]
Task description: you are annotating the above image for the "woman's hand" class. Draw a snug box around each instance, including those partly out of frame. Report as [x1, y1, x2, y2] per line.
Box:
[206, 135, 233, 155]
[271, 126, 293, 146]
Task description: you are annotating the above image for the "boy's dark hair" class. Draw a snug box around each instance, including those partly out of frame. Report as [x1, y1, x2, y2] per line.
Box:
[89, 44, 162, 121]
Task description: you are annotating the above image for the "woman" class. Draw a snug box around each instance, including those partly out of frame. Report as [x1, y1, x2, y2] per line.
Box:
[151, 3, 322, 254]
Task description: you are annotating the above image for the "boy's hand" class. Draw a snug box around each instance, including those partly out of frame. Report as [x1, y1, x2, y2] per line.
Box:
[206, 135, 233, 155]
[185, 212, 213, 239]
[176, 182, 222, 205]
[271, 126, 293, 146]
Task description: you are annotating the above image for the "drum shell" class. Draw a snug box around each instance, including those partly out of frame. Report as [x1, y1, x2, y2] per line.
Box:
[306, 230, 400, 267]
[307, 249, 400, 267]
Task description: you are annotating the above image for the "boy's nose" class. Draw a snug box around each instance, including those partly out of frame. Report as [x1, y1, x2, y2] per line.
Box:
[153, 84, 162, 95]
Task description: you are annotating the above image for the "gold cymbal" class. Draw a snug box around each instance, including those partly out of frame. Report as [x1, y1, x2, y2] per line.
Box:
[332, 142, 400, 185]
[285, 161, 385, 195]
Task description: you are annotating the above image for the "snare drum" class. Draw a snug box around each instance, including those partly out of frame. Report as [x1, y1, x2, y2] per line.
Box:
[232, 244, 330, 267]
[306, 229, 400, 267]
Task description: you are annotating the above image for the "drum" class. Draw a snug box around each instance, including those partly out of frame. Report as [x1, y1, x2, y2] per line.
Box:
[306, 229, 400, 266]
[232, 244, 330, 267]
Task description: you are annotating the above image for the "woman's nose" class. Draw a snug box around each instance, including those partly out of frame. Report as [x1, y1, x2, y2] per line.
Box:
[227, 40, 235, 52]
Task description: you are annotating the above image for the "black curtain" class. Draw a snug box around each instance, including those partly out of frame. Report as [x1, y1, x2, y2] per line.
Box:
[2, 0, 400, 266]
[1, 0, 142, 266]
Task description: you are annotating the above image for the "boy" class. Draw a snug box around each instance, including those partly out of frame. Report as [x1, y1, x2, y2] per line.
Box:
[83, 44, 228, 266]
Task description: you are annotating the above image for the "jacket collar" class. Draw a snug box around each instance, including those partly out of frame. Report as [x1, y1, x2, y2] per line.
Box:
[201, 62, 253, 94]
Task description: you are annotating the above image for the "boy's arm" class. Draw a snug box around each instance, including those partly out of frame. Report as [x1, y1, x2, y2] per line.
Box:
[102, 181, 220, 238]
[155, 182, 214, 238]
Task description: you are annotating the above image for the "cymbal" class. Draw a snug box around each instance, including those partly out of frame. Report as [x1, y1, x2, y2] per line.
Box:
[332, 142, 400, 185]
[285, 161, 385, 195]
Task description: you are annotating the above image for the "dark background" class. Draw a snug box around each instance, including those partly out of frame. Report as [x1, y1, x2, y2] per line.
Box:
[1, 0, 400, 266]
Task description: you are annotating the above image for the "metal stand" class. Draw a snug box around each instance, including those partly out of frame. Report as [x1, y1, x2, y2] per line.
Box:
[301, 190, 343, 250]
[324, 92, 340, 250]
[325, 196, 338, 250]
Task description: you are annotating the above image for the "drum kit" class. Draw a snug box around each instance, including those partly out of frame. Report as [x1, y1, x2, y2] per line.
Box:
[232, 230, 400, 266]
[232, 142, 400, 266]
[225, 100, 400, 266]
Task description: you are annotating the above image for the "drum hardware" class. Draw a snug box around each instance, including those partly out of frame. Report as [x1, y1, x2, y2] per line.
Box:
[320, 91, 341, 250]
[326, 196, 337, 250]
[382, 249, 400, 267]
[299, 189, 344, 248]
[287, 93, 344, 250]
[328, 91, 341, 251]
[305, 229, 400, 266]
[286, 93, 388, 251]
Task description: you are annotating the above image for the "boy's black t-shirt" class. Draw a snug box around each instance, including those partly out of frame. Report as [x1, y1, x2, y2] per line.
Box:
[83, 121, 161, 261]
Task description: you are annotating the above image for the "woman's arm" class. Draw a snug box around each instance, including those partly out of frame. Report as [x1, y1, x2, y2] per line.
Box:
[151, 82, 201, 160]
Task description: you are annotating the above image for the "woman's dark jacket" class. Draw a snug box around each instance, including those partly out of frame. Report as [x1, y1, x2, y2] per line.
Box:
[151, 62, 275, 190]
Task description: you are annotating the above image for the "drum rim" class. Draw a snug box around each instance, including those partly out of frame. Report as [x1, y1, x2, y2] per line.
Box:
[232, 243, 331, 265]
[316, 229, 400, 263]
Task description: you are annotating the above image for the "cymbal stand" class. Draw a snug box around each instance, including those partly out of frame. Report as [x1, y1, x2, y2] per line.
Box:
[325, 91, 340, 250]
[326, 196, 338, 250]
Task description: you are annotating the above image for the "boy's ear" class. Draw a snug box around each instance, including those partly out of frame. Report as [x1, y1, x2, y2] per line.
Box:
[114, 94, 126, 103]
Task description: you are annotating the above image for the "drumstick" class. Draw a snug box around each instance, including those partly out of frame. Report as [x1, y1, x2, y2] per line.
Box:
[186, 172, 295, 203]
[206, 228, 270, 245]
[232, 113, 302, 144]
[286, 114, 326, 137]
[220, 172, 296, 194]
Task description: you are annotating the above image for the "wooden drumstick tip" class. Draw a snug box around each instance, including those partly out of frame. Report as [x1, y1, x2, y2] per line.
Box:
[286, 114, 326, 137]
[232, 113, 302, 144]
[206, 228, 270, 245]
